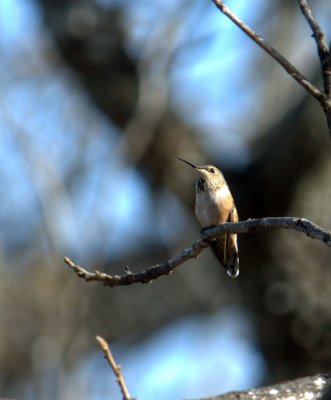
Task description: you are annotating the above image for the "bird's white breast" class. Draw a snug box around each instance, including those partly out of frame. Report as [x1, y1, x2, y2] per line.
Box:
[195, 185, 230, 227]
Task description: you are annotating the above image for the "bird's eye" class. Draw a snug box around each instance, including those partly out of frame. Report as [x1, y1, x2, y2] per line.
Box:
[210, 168, 215, 173]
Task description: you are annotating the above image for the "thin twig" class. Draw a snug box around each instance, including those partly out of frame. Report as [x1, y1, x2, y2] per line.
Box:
[298, 0, 331, 113]
[96, 336, 132, 400]
[64, 217, 331, 287]
[212, 0, 331, 135]
[298, 0, 329, 61]
[64, 237, 210, 286]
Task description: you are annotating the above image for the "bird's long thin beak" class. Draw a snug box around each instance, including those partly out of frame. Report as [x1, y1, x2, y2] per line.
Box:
[176, 156, 197, 169]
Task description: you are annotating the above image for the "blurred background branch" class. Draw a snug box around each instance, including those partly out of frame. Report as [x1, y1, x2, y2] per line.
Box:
[213, 0, 331, 135]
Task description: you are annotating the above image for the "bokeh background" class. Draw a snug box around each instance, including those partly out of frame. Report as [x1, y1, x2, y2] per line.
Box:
[1, 0, 331, 399]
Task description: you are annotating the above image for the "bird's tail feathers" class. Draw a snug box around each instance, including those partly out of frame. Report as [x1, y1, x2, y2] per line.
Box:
[210, 234, 240, 278]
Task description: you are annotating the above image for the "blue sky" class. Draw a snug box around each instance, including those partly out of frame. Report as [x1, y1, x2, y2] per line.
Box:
[0, 0, 272, 255]
[66, 309, 265, 400]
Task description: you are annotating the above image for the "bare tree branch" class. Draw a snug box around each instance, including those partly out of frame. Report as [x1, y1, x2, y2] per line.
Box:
[211, 0, 324, 101]
[212, 0, 331, 136]
[64, 237, 210, 287]
[298, 0, 329, 60]
[64, 217, 331, 287]
[96, 336, 133, 400]
[298, 0, 331, 117]
[197, 373, 330, 400]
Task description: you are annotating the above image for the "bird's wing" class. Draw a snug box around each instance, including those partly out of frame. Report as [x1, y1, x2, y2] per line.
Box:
[209, 208, 240, 278]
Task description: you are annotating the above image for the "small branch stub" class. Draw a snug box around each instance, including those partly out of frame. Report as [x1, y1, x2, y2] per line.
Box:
[96, 336, 133, 400]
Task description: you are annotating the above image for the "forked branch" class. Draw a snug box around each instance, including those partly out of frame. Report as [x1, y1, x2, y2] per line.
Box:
[64, 217, 331, 287]
[212, 0, 331, 135]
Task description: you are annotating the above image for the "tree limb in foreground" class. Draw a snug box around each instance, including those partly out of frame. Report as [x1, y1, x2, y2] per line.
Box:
[197, 373, 330, 400]
[64, 217, 331, 287]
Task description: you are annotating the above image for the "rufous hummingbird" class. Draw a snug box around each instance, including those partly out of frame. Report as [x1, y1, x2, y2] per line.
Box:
[177, 157, 240, 278]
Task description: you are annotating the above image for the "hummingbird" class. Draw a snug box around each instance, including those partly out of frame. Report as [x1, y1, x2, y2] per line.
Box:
[177, 157, 240, 278]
